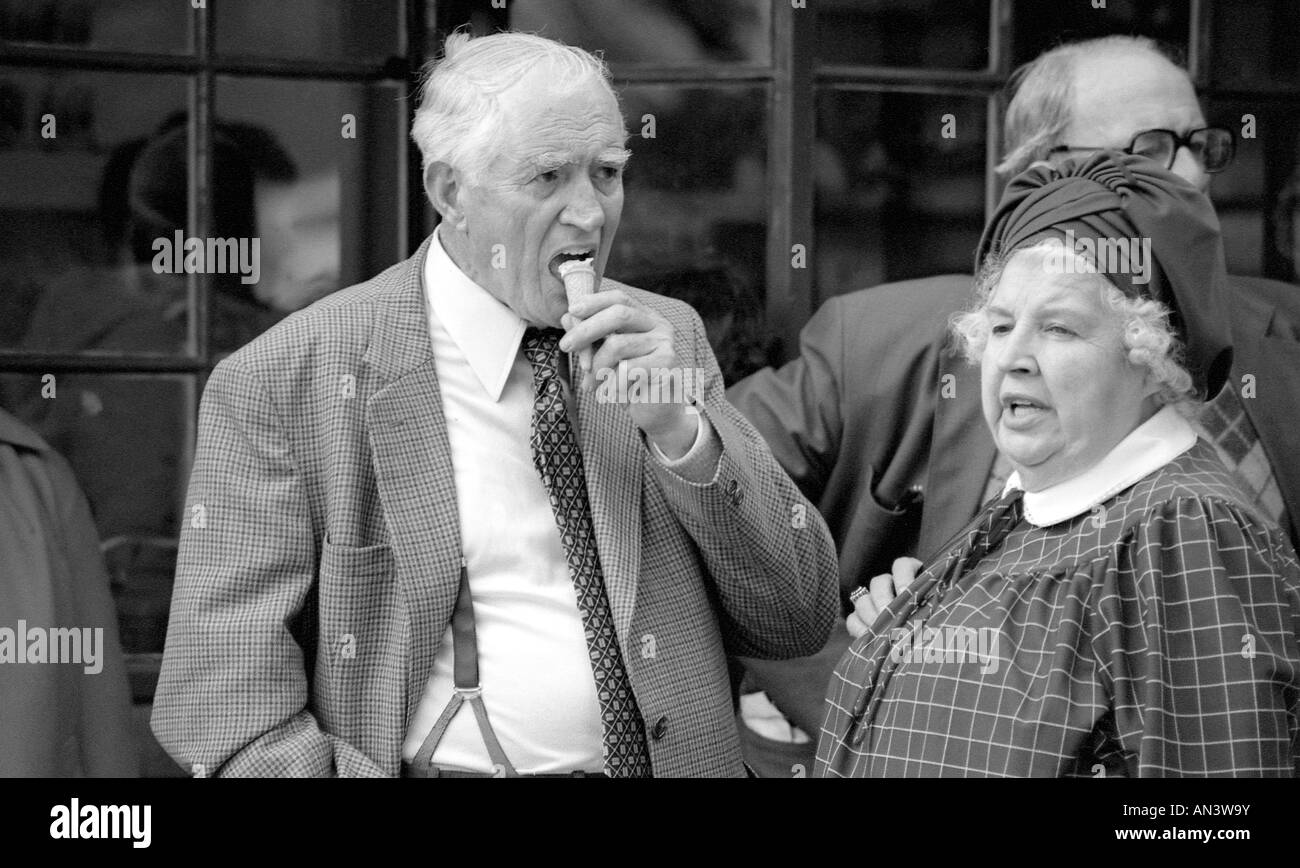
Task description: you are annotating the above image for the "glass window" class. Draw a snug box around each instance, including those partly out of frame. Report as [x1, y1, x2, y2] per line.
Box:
[1206, 99, 1300, 281]
[1211, 0, 1300, 88]
[0, 69, 190, 354]
[213, 77, 406, 355]
[608, 85, 773, 384]
[1011, 0, 1190, 67]
[0, 0, 192, 54]
[815, 0, 990, 70]
[507, 0, 771, 66]
[815, 89, 987, 294]
[214, 0, 402, 63]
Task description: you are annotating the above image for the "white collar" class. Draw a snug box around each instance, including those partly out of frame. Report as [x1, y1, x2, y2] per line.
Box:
[423, 226, 527, 401]
[1004, 404, 1197, 527]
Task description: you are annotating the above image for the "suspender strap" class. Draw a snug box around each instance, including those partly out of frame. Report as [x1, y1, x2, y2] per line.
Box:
[409, 559, 520, 777]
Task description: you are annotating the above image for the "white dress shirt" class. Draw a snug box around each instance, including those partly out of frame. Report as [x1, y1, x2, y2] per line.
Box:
[401, 229, 716, 773]
[1005, 404, 1198, 527]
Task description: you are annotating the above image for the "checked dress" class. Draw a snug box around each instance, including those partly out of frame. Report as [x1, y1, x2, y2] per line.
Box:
[817, 440, 1300, 777]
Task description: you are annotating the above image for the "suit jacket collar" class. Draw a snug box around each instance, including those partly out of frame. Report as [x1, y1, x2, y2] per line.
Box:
[362, 235, 463, 730]
[919, 340, 996, 558]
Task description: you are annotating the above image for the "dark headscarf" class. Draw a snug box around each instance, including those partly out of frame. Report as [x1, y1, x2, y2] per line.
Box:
[977, 151, 1232, 396]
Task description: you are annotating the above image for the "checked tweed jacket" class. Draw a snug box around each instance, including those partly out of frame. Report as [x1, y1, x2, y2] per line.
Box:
[150, 236, 839, 778]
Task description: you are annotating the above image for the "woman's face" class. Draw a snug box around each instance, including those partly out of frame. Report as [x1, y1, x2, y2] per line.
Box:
[980, 246, 1160, 492]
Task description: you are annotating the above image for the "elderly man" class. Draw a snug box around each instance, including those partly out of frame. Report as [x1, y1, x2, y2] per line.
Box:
[150, 31, 838, 778]
[730, 34, 1300, 773]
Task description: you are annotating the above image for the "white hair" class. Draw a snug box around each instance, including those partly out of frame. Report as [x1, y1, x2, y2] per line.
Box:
[997, 35, 1184, 179]
[410, 30, 624, 184]
[950, 239, 1198, 408]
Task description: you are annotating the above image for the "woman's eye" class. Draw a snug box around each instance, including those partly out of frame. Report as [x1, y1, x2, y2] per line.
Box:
[535, 170, 560, 184]
[1046, 324, 1074, 336]
[990, 323, 1012, 336]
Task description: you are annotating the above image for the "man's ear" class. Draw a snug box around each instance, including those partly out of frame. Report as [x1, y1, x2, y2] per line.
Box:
[425, 162, 467, 230]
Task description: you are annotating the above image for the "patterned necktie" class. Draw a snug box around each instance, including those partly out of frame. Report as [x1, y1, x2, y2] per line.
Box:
[521, 327, 652, 778]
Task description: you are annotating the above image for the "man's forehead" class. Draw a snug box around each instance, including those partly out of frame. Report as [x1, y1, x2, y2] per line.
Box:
[1065, 50, 1203, 140]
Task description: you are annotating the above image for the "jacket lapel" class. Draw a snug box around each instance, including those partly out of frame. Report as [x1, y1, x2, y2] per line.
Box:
[361, 236, 462, 729]
[574, 366, 644, 650]
[918, 344, 996, 559]
[1232, 297, 1300, 544]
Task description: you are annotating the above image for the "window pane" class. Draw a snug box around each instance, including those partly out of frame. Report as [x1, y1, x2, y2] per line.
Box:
[815, 89, 987, 294]
[1206, 100, 1300, 282]
[0, 372, 192, 653]
[0, 0, 192, 54]
[1211, 0, 1300, 88]
[214, 0, 401, 62]
[608, 85, 772, 384]
[815, 0, 990, 69]
[0, 69, 191, 355]
[506, 0, 771, 66]
[213, 77, 406, 355]
[1011, 0, 1190, 67]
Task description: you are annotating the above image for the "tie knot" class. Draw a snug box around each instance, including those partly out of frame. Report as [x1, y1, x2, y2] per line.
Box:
[523, 327, 563, 378]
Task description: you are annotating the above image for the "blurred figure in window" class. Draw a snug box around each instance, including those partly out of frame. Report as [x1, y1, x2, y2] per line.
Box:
[634, 263, 782, 387]
[0, 407, 137, 776]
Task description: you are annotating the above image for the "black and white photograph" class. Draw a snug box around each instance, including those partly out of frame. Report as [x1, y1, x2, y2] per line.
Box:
[0, 0, 1296, 850]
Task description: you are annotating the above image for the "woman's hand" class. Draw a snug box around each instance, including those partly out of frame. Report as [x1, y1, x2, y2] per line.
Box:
[846, 557, 924, 638]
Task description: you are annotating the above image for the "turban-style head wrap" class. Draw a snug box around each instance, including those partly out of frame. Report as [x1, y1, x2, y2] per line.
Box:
[976, 151, 1233, 396]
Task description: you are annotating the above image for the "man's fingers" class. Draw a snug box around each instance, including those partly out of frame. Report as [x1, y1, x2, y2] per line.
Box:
[590, 332, 662, 374]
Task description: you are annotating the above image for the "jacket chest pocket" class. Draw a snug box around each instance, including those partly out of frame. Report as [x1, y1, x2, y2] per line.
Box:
[317, 540, 399, 699]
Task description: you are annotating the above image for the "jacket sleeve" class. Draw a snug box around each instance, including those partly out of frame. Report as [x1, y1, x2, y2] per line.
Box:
[150, 357, 383, 777]
[646, 304, 840, 661]
[725, 295, 846, 505]
[1097, 496, 1300, 776]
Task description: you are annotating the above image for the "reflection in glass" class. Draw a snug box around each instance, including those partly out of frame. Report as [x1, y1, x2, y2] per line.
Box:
[0, 70, 189, 354]
[1212, 0, 1300, 87]
[1011, 0, 1189, 67]
[0, 0, 191, 54]
[815, 90, 987, 294]
[215, 77, 406, 352]
[608, 86, 774, 383]
[508, 0, 770, 66]
[815, 0, 989, 69]
[214, 0, 401, 62]
[1206, 100, 1300, 282]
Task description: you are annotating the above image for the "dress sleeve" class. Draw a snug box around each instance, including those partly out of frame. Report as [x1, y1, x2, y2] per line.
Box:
[1092, 496, 1300, 776]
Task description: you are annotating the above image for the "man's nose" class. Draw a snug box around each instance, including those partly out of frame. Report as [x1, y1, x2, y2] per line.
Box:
[560, 175, 605, 231]
[1171, 144, 1210, 193]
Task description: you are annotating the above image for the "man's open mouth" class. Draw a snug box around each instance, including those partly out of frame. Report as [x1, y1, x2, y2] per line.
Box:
[548, 249, 594, 280]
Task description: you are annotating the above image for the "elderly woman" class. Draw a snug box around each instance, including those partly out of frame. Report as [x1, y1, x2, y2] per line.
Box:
[817, 152, 1300, 777]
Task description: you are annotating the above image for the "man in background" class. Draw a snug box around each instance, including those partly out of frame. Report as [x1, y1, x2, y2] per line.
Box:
[729, 34, 1300, 774]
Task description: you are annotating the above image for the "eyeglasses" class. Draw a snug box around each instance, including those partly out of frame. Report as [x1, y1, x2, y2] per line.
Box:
[1049, 126, 1236, 174]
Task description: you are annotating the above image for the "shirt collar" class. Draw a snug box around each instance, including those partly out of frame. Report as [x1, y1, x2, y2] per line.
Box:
[423, 226, 527, 401]
[1004, 403, 1197, 527]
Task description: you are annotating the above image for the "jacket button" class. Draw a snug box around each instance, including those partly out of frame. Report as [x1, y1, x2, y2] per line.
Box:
[650, 715, 669, 740]
[725, 479, 743, 505]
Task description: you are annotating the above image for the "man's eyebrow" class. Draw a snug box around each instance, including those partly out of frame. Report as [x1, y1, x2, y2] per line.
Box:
[524, 148, 632, 173]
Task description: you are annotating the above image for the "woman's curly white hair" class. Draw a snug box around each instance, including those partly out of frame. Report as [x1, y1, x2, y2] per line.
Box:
[950, 239, 1199, 409]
